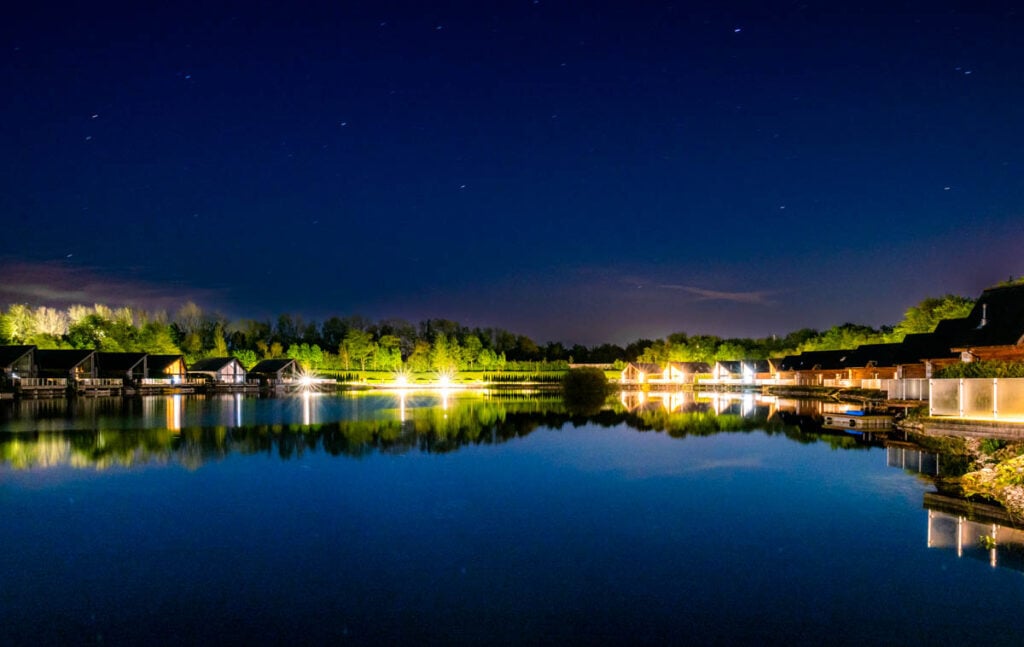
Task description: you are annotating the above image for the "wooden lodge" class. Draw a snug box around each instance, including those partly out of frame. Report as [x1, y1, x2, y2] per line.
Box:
[0, 346, 253, 398]
[620, 361, 710, 386]
[711, 360, 771, 383]
[187, 357, 256, 392]
[948, 283, 1024, 363]
[147, 355, 187, 381]
[248, 358, 300, 390]
[97, 352, 148, 382]
[0, 345, 36, 398]
[1, 345, 35, 382]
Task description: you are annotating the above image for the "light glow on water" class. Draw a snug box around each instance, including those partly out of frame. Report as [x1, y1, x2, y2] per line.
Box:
[2, 393, 1023, 644]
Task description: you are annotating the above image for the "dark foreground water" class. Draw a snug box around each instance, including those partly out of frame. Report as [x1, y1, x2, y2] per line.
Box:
[1, 392, 1022, 645]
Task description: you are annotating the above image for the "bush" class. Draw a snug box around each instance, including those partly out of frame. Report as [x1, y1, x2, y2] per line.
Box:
[934, 360, 1024, 379]
[562, 368, 612, 413]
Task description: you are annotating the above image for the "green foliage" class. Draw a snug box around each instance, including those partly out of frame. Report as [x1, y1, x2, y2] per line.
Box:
[232, 349, 260, 370]
[341, 329, 375, 371]
[562, 368, 611, 413]
[0, 283, 993, 375]
[891, 294, 974, 340]
[934, 360, 1024, 379]
[798, 323, 885, 352]
[287, 343, 325, 370]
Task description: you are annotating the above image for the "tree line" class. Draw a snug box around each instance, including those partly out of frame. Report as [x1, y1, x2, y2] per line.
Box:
[0, 294, 975, 371]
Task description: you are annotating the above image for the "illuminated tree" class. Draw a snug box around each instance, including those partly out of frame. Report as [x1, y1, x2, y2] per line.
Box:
[232, 349, 260, 369]
[342, 329, 375, 371]
[891, 295, 975, 339]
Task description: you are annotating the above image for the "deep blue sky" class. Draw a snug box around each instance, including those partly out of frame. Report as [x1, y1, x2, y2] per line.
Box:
[2, 1, 1022, 344]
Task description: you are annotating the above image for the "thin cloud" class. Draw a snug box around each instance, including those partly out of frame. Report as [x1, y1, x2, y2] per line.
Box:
[658, 284, 775, 305]
[0, 260, 221, 313]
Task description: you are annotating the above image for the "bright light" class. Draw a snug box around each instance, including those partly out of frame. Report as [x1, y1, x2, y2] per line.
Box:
[293, 369, 320, 394]
[435, 369, 455, 388]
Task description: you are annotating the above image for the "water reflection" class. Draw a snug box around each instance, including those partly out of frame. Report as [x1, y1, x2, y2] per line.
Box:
[925, 494, 1024, 572]
[0, 390, 873, 470]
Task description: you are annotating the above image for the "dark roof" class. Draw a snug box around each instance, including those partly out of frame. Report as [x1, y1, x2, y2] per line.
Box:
[148, 355, 186, 371]
[715, 360, 744, 373]
[249, 359, 298, 375]
[0, 345, 35, 368]
[34, 349, 95, 370]
[899, 331, 960, 362]
[845, 343, 905, 367]
[96, 352, 147, 371]
[777, 350, 851, 371]
[746, 360, 771, 373]
[953, 283, 1024, 348]
[188, 357, 242, 372]
[667, 361, 711, 373]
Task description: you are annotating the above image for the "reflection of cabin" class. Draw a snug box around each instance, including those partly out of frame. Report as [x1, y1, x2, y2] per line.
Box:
[924, 492, 1024, 573]
[97, 352, 148, 383]
[249, 358, 300, 386]
[147, 355, 187, 382]
[187, 357, 246, 384]
[0, 345, 36, 385]
[35, 349, 97, 380]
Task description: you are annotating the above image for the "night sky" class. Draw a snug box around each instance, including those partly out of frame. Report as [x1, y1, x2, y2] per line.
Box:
[2, 1, 1023, 344]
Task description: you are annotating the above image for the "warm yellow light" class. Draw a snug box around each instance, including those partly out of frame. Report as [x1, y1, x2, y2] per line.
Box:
[438, 375, 451, 387]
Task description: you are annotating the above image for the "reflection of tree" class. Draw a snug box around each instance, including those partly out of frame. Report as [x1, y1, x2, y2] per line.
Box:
[1, 396, 886, 470]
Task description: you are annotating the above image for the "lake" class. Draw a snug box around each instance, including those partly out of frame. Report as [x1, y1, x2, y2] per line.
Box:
[2, 391, 1022, 645]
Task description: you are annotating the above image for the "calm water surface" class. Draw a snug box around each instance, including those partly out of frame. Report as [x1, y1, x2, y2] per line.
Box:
[1, 392, 1022, 645]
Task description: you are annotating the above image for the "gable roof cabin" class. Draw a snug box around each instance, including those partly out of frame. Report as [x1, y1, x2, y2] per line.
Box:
[0, 345, 36, 378]
[666, 361, 712, 379]
[97, 352, 148, 380]
[712, 360, 769, 381]
[188, 357, 246, 384]
[148, 355, 187, 379]
[249, 358, 300, 382]
[620, 362, 665, 383]
[948, 283, 1024, 359]
[34, 349, 97, 379]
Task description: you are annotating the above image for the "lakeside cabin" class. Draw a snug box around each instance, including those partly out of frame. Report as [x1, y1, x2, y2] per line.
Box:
[97, 352, 148, 384]
[248, 358, 300, 388]
[0, 345, 36, 384]
[187, 357, 247, 385]
[620, 362, 710, 385]
[35, 349, 97, 380]
[711, 360, 771, 383]
[147, 355, 187, 382]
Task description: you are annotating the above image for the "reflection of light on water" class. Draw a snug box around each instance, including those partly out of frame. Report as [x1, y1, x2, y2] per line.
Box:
[441, 389, 450, 415]
[302, 392, 313, 426]
[742, 393, 754, 417]
[235, 393, 243, 427]
[926, 509, 1024, 569]
[711, 393, 725, 416]
[166, 395, 182, 431]
[396, 389, 407, 422]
